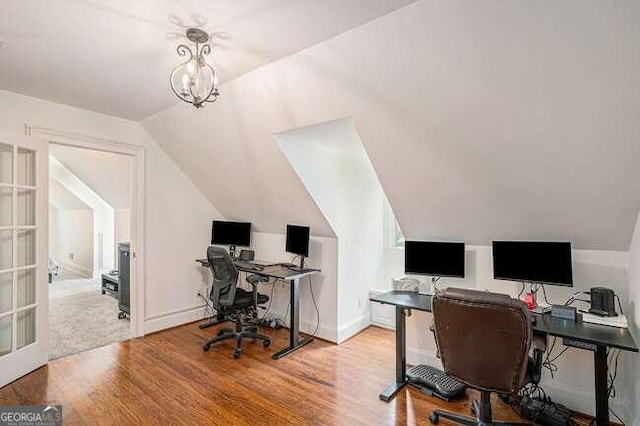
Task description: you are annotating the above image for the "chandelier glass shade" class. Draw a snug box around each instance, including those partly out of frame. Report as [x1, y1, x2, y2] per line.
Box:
[170, 28, 220, 108]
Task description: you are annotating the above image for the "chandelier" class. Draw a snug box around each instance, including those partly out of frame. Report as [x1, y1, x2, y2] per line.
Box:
[170, 28, 220, 108]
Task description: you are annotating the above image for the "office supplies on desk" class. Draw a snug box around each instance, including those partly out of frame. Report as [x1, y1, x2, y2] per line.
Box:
[239, 249, 255, 261]
[588, 287, 617, 317]
[392, 277, 419, 292]
[551, 305, 577, 321]
[581, 312, 628, 328]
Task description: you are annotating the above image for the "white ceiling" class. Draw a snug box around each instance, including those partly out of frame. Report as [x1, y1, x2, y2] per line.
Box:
[49, 178, 90, 210]
[50, 144, 132, 208]
[144, 0, 640, 250]
[0, 0, 416, 120]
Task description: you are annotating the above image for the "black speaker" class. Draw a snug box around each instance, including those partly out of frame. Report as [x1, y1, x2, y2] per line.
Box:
[588, 287, 617, 317]
[239, 249, 255, 261]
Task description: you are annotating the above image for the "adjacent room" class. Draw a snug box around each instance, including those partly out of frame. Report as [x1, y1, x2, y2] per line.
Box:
[48, 144, 133, 359]
[0, 1, 639, 426]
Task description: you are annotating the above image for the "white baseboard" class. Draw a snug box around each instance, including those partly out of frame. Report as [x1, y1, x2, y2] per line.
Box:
[336, 314, 371, 344]
[144, 304, 206, 335]
[58, 261, 92, 278]
[371, 316, 395, 330]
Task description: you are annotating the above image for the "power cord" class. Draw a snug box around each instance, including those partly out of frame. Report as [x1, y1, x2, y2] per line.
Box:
[540, 285, 553, 306]
[309, 275, 320, 336]
[517, 282, 525, 299]
[541, 337, 571, 379]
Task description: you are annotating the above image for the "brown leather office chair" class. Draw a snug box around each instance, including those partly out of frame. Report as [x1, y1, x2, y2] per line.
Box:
[430, 288, 544, 425]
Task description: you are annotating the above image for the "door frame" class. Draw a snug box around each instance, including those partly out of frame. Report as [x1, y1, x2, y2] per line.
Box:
[26, 124, 146, 339]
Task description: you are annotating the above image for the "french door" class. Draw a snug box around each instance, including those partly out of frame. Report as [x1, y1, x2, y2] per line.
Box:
[0, 134, 48, 388]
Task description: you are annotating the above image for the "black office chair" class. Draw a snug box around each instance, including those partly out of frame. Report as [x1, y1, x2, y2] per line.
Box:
[202, 246, 271, 358]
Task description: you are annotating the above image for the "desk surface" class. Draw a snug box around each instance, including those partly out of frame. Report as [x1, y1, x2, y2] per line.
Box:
[370, 290, 638, 352]
[196, 258, 320, 280]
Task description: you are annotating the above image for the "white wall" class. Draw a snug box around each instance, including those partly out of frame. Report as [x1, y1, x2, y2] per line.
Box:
[50, 157, 114, 276]
[275, 118, 387, 342]
[373, 245, 631, 418]
[0, 90, 223, 335]
[49, 207, 93, 277]
[627, 212, 640, 426]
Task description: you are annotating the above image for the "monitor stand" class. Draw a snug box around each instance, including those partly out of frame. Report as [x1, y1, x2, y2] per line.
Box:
[299, 256, 306, 269]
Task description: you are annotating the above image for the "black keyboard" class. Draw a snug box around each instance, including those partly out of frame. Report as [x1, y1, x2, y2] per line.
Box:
[288, 268, 315, 274]
[235, 261, 263, 271]
[406, 365, 467, 401]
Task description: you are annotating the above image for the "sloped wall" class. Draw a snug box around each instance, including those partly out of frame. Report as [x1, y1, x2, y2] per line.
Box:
[143, 0, 640, 250]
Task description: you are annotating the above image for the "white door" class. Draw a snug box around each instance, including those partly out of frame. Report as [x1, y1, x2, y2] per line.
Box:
[0, 134, 48, 388]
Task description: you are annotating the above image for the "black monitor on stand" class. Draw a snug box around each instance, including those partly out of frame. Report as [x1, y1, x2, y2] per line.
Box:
[492, 241, 573, 311]
[286, 225, 310, 269]
[211, 220, 252, 259]
[404, 241, 465, 292]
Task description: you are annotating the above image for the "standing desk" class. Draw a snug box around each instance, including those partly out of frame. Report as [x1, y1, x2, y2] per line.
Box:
[370, 290, 638, 426]
[196, 259, 320, 359]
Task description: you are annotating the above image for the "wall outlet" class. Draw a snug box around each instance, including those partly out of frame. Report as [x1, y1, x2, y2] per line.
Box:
[357, 296, 362, 308]
[68, 252, 74, 260]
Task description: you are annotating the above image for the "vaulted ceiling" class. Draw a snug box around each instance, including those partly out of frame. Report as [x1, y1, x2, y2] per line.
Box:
[143, 0, 640, 249]
[2, 0, 640, 250]
[50, 144, 132, 209]
[0, 0, 416, 119]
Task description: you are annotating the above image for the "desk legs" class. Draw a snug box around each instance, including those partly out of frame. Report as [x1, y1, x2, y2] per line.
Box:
[594, 345, 609, 426]
[272, 277, 314, 359]
[380, 306, 408, 401]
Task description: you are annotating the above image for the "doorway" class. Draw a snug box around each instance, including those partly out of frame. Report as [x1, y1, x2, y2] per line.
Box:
[47, 144, 133, 359]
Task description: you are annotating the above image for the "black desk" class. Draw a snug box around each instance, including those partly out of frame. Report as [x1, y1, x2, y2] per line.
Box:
[197, 259, 320, 359]
[370, 290, 638, 426]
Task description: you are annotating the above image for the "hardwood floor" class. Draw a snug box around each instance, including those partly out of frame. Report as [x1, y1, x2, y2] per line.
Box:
[0, 323, 529, 425]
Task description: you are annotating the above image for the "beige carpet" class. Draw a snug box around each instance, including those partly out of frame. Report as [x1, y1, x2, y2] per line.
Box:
[49, 276, 131, 360]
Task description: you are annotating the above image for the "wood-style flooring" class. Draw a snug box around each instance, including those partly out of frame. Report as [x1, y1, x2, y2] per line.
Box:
[0, 323, 536, 425]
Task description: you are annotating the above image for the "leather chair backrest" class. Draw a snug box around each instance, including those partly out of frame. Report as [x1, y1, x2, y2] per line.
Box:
[432, 287, 532, 394]
[207, 246, 239, 310]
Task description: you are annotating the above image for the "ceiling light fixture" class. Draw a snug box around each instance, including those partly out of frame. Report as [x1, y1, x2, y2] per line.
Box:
[170, 28, 219, 108]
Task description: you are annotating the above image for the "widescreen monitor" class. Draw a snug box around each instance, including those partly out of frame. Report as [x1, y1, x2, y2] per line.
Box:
[211, 221, 252, 247]
[404, 241, 465, 278]
[492, 241, 573, 286]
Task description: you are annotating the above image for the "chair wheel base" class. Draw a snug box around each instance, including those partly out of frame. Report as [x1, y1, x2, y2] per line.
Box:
[233, 350, 242, 359]
[263, 340, 271, 347]
[203, 343, 211, 352]
[429, 413, 439, 424]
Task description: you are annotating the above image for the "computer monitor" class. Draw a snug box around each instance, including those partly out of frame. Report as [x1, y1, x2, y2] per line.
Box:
[211, 220, 251, 258]
[404, 241, 465, 278]
[492, 241, 573, 287]
[286, 225, 310, 268]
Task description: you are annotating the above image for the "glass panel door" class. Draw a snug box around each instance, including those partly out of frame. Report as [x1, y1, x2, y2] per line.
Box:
[0, 135, 48, 388]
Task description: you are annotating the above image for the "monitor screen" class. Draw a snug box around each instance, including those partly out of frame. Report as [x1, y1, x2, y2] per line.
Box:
[286, 225, 310, 258]
[404, 241, 465, 278]
[492, 241, 573, 286]
[211, 221, 252, 247]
